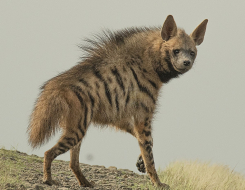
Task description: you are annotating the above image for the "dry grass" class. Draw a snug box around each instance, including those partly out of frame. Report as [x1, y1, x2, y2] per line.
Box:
[146, 160, 245, 190]
[0, 147, 24, 188]
[0, 147, 43, 189]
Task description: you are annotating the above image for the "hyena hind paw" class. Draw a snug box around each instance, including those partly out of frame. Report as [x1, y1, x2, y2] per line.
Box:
[80, 180, 95, 188]
[136, 155, 146, 173]
[43, 179, 60, 186]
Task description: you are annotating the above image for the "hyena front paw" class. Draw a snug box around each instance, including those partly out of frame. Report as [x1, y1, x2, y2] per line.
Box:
[136, 155, 146, 173]
[157, 183, 170, 190]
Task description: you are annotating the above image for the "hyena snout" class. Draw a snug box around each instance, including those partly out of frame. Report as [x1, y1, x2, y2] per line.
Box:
[183, 60, 191, 66]
[174, 58, 193, 73]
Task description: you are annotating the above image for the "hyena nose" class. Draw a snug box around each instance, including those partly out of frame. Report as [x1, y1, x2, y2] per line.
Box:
[183, 60, 191, 66]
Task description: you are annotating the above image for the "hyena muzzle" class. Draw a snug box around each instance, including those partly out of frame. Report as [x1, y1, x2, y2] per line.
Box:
[27, 15, 207, 189]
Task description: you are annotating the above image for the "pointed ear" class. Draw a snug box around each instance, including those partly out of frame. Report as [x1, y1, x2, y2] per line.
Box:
[190, 19, 208, 46]
[161, 15, 178, 41]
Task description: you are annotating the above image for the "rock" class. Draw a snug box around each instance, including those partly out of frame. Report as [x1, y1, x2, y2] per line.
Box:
[5, 183, 11, 188]
[33, 184, 44, 190]
[19, 184, 27, 190]
[108, 166, 117, 171]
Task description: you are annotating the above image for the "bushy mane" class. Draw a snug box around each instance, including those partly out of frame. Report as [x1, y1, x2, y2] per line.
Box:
[79, 26, 160, 62]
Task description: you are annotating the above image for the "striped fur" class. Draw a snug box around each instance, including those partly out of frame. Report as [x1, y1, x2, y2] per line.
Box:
[27, 15, 208, 189]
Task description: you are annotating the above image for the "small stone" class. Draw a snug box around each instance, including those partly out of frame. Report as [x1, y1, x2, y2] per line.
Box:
[108, 166, 117, 171]
[33, 184, 44, 190]
[5, 183, 11, 188]
[9, 156, 16, 161]
[19, 184, 27, 190]
[64, 177, 70, 182]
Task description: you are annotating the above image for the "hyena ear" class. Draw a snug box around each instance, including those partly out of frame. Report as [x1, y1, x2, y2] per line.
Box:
[161, 15, 178, 41]
[190, 19, 208, 46]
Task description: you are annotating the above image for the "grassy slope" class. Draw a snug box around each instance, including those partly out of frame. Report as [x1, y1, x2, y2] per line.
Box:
[0, 147, 43, 189]
[146, 161, 245, 190]
[1, 148, 245, 190]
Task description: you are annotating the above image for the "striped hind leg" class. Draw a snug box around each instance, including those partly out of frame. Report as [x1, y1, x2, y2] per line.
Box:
[43, 133, 81, 185]
[69, 141, 93, 187]
[43, 116, 91, 186]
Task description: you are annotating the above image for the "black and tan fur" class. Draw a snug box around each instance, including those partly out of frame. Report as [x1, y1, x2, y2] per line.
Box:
[27, 15, 208, 189]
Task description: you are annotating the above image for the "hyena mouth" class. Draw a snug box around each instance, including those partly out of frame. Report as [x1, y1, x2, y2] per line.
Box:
[172, 63, 188, 73]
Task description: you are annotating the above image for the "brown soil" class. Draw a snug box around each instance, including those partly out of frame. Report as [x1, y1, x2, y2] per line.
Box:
[1, 149, 151, 190]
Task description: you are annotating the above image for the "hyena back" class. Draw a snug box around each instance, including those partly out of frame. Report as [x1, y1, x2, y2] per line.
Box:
[28, 15, 207, 189]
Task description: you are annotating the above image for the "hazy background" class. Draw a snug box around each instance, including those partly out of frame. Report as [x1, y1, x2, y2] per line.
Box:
[1, 0, 245, 174]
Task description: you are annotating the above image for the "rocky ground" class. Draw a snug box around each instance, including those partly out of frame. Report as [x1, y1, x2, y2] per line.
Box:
[1, 149, 151, 190]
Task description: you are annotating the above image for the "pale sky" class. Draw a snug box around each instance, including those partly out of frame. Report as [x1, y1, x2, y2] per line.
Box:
[1, 0, 245, 175]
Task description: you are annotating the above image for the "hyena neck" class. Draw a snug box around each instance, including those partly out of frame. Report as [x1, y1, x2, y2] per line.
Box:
[146, 36, 181, 84]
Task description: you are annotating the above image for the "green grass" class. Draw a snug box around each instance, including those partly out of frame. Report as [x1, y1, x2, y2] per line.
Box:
[0, 147, 25, 188]
[0, 147, 43, 189]
[145, 160, 245, 190]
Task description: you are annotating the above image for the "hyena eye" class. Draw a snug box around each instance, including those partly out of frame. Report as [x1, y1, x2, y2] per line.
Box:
[190, 51, 195, 56]
[173, 49, 180, 55]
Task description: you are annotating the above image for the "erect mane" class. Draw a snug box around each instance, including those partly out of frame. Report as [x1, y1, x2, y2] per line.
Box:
[79, 26, 161, 62]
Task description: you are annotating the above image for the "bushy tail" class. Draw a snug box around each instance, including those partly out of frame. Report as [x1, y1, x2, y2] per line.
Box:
[27, 89, 69, 149]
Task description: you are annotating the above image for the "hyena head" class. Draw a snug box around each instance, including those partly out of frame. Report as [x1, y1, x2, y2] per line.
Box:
[161, 15, 208, 74]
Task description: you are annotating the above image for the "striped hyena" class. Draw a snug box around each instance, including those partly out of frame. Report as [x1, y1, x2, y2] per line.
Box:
[28, 15, 208, 189]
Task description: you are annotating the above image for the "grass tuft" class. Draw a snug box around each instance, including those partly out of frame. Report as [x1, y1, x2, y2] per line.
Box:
[0, 147, 43, 188]
[146, 160, 245, 190]
[0, 147, 24, 188]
